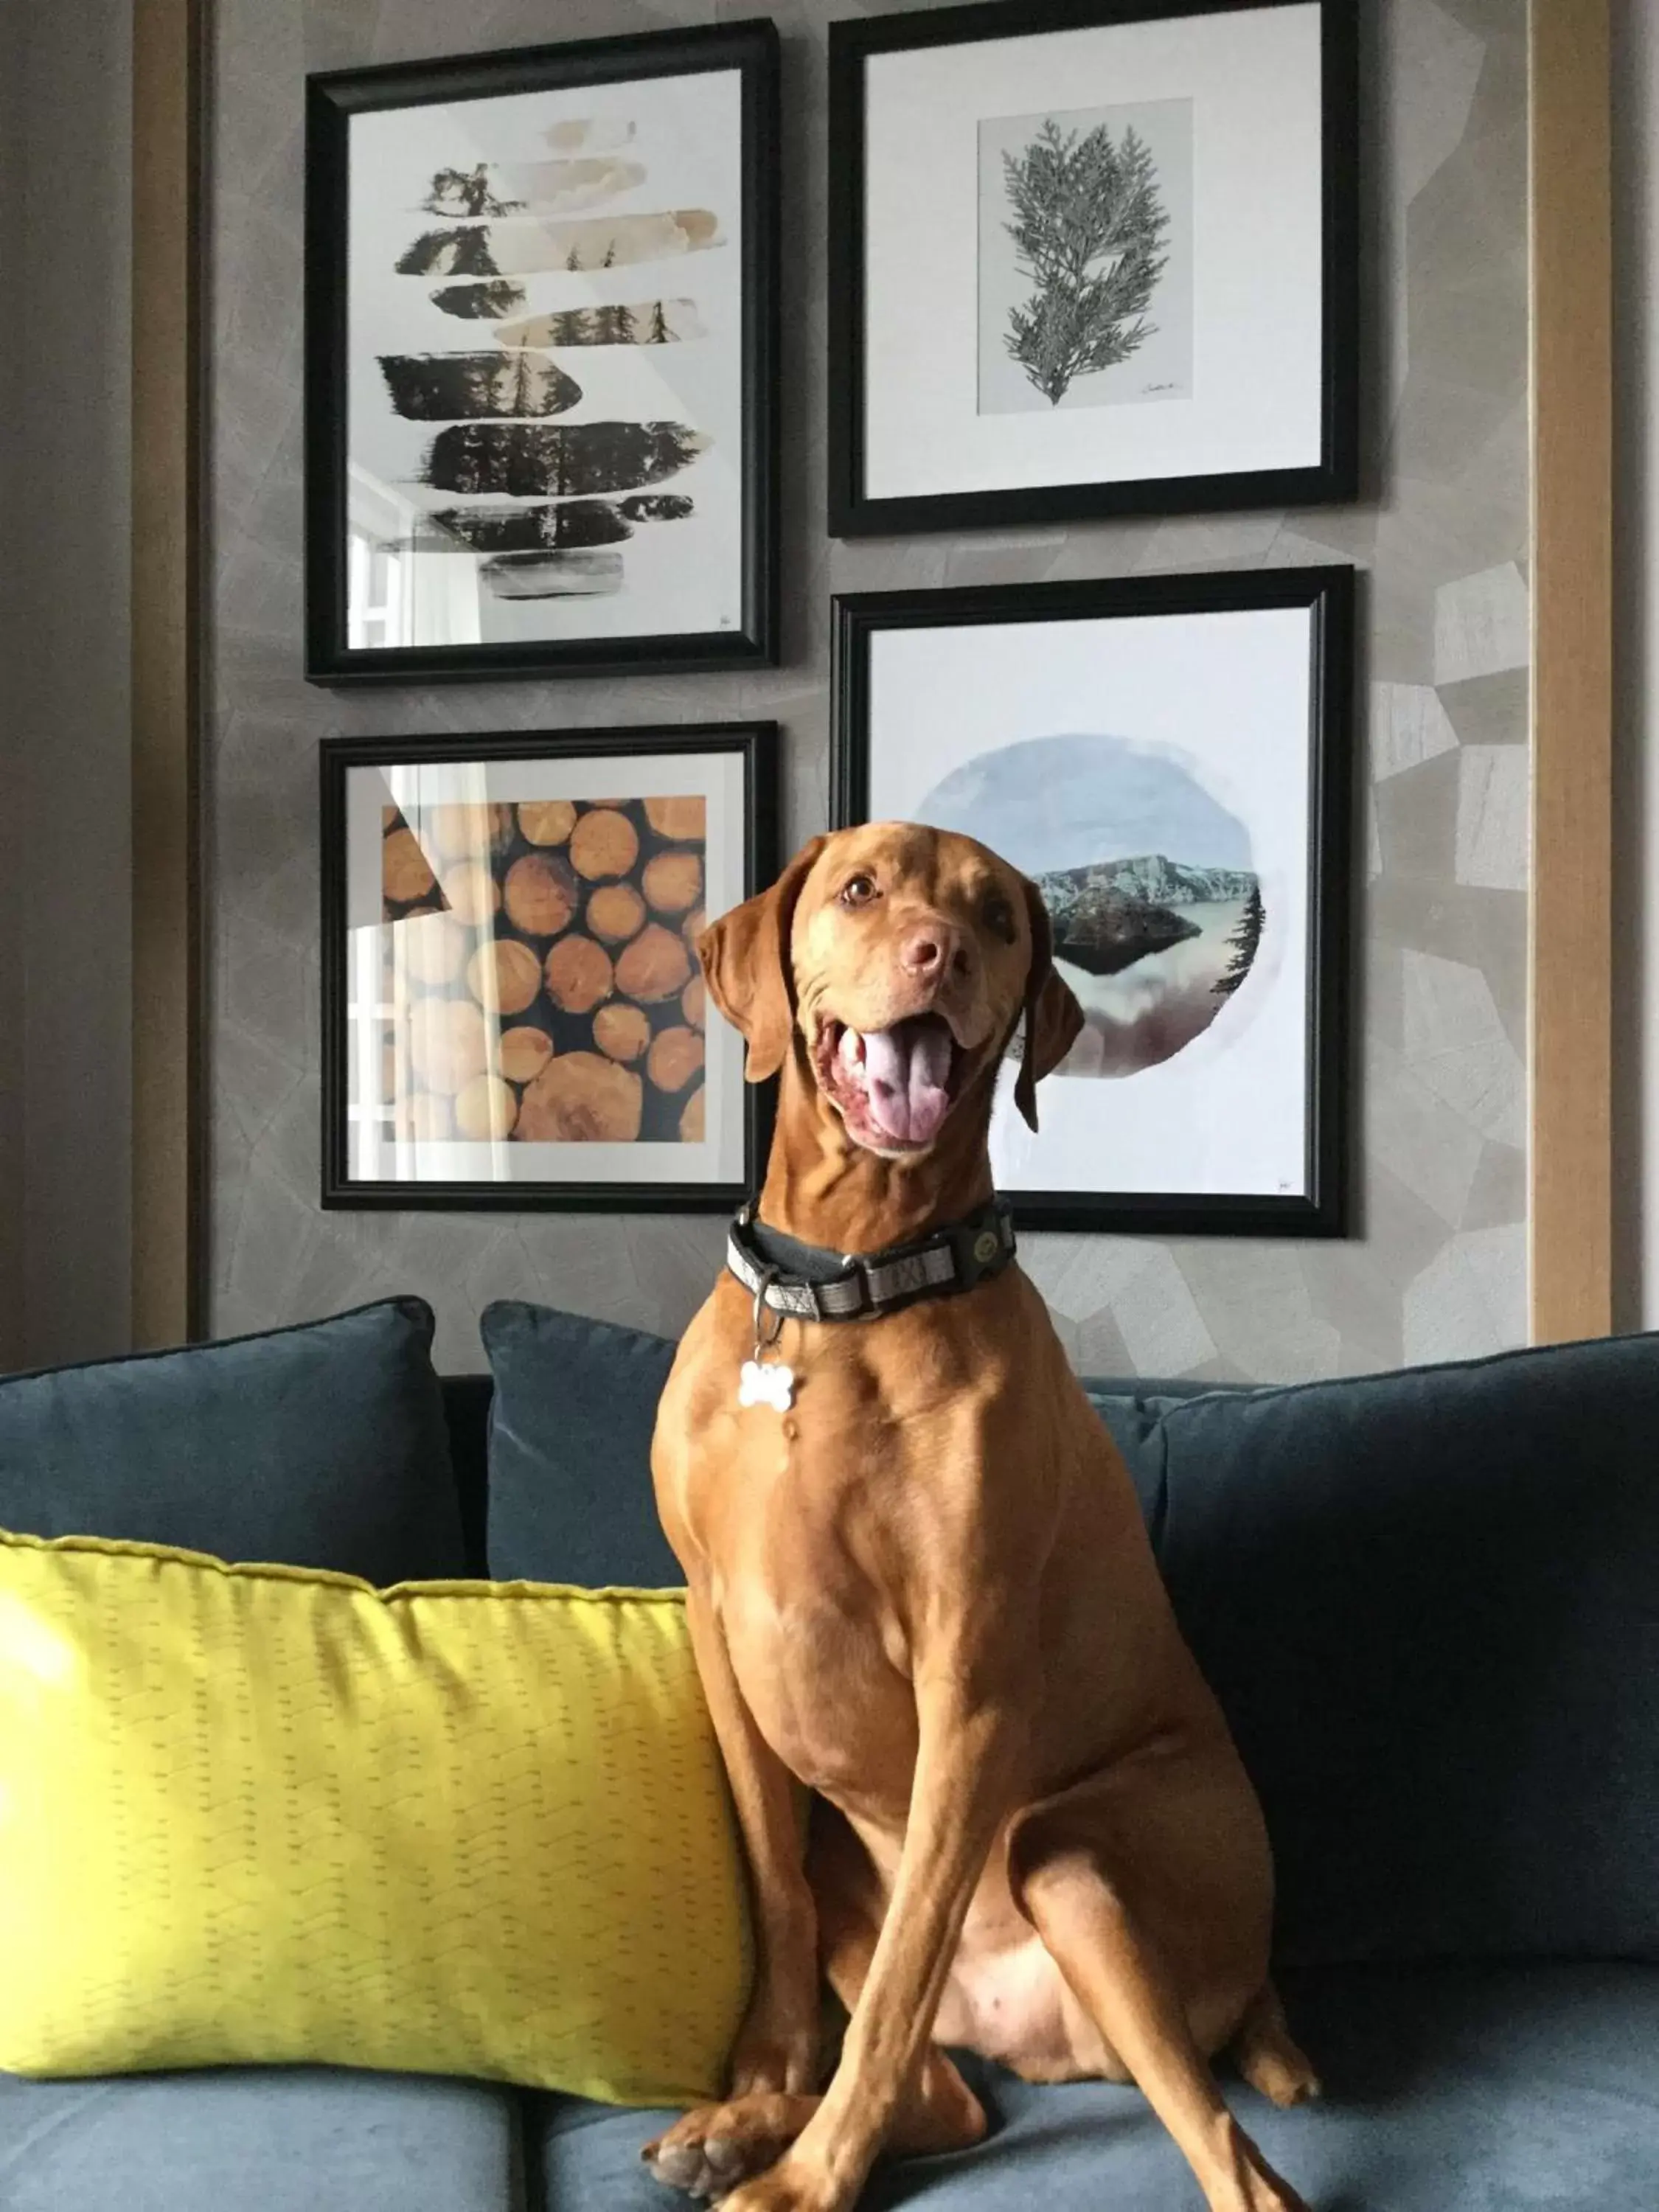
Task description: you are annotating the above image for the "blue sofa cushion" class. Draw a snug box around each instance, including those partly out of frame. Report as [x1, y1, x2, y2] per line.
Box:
[0, 2067, 519, 2212]
[1150, 1335, 1659, 1966]
[478, 1301, 1189, 1590]
[0, 1298, 465, 1582]
[479, 1304, 1659, 1966]
[481, 1301, 681, 1587]
[531, 1963, 1659, 2210]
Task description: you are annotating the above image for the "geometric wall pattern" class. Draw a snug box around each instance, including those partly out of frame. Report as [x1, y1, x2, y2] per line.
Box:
[207, 0, 1530, 1379]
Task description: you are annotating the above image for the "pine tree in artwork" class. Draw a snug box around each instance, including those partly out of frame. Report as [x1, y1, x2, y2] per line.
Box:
[1003, 119, 1170, 404]
[1213, 883, 1266, 997]
[647, 298, 672, 344]
[422, 164, 522, 218]
[590, 298, 635, 345]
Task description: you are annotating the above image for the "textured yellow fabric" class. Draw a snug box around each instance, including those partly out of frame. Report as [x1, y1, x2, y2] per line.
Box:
[0, 1528, 751, 2104]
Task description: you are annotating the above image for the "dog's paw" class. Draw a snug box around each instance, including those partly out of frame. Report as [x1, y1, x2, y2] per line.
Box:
[1208, 2122, 1314, 2212]
[715, 2154, 848, 2212]
[642, 2095, 816, 2202]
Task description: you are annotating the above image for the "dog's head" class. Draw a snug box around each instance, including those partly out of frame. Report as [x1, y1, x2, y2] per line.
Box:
[700, 823, 1082, 1155]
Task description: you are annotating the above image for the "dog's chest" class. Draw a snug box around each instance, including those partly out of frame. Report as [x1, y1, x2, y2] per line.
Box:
[692, 1364, 948, 1802]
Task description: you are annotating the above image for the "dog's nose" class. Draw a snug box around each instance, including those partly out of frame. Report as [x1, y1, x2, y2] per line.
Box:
[900, 926, 969, 979]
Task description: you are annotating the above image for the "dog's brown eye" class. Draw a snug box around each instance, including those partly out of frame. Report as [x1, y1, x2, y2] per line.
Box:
[983, 895, 1017, 942]
[840, 874, 878, 909]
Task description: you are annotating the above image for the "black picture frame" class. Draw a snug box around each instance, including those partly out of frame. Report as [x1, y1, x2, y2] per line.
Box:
[827, 0, 1360, 538]
[832, 566, 1354, 1236]
[319, 723, 778, 1211]
[305, 21, 779, 684]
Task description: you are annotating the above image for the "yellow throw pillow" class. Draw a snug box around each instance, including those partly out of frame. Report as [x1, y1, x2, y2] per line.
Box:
[0, 1527, 751, 2104]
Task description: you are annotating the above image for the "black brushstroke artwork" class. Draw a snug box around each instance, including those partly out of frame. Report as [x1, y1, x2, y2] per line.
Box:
[429, 280, 529, 320]
[397, 227, 502, 277]
[417, 495, 695, 552]
[396, 211, 720, 279]
[490, 299, 703, 348]
[378, 352, 582, 420]
[422, 164, 524, 218]
[419, 421, 709, 499]
[1003, 119, 1169, 405]
[481, 551, 625, 599]
[375, 117, 723, 628]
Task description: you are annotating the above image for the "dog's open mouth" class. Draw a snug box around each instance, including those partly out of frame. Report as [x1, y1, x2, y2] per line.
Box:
[813, 1013, 968, 1151]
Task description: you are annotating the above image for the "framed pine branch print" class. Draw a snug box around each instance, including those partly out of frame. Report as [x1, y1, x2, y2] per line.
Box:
[828, 0, 1358, 536]
[305, 21, 778, 684]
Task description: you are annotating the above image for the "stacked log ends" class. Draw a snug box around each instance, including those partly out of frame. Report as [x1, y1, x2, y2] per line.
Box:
[679, 1089, 706, 1142]
[517, 1051, 642, 1142]
[440, 859, 501, 927]
[643, 849, 702, 915]
[647, 1025, 703, 1094]
[408, 998, 489, 1095]
[544, 933, 613, 1015]
[503, 851, 578, 936]
[570, 807, 639, 880]
[518, 799, 577, 847]
[616, 922, 691, 1002]
[428, 802, 514, 860]
[467, 936, 542, 1015]
[455, 1071, 518, 1140]
[383, 827, 438, 906]
[593, 1002, 651, 1062]
[497, 1025, 554, 1084]
[588, 882, 647, 943]
[644, 797, 706, 841]
[398, 912, 467, 987]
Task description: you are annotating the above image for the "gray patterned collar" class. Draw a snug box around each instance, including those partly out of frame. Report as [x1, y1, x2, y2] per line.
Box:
[726, 1199, 1017, 1325]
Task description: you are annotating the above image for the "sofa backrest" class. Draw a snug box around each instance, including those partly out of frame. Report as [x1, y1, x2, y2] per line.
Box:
[473, 1304, 1659, 1972]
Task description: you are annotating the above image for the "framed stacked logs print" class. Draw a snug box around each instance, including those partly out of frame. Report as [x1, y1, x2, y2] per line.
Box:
[320, 725, 776, 1209]
[827, 0, 1358, 535]
[305, 20, 779, 683]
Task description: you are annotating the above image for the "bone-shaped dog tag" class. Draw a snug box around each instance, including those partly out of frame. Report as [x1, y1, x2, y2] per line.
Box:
[739, 1358, 796, 1413]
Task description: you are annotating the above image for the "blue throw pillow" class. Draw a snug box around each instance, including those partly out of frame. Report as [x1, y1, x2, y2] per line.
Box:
[0, 1297, 465, 1583]
[481, 1301, 681, 1588]
[1148, 1334, 1659, 1969]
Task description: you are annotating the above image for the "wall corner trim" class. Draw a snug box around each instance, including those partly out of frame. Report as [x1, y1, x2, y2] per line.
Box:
[1529, 0, 1615, 1342]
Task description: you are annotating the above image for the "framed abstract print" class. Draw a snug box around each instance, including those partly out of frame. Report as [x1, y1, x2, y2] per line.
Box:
[828, 0, 1358, 535]
[305, 21, 778, 683]
[320, 724, 776, 1210]
[832, 567, 1354, 1235]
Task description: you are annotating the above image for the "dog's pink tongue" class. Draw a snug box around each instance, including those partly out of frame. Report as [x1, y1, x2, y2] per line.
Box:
[862, 1021, 953, 1144]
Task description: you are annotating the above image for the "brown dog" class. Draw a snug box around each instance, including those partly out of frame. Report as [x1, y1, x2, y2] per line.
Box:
[647, 824, 1318, 2212]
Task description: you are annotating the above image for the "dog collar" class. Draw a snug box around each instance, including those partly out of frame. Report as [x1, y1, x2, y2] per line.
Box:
[726, 1198, 1017, 1326]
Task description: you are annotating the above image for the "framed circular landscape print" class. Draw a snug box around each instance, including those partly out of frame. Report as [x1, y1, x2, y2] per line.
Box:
[832, 567, 1354, 1236]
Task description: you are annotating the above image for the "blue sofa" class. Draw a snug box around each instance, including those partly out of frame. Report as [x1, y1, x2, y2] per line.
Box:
[1, 1300, 1655, 2211]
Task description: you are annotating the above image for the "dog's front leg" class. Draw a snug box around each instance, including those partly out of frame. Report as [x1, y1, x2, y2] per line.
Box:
[721, 1654, 1026, 2212]
[684, 1579, 821, 2092]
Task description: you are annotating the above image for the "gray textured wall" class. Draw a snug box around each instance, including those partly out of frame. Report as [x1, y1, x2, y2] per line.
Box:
[0, 0, 133, 1372]
[207, 0, 1530, 1380]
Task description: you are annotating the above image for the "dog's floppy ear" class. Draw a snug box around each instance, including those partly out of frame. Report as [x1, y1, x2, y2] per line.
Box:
[1014, 878, 1084, 1133]
[698, 836, 830, 1082]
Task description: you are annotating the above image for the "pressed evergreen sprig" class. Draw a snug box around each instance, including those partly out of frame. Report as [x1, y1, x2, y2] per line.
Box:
[1001, 118, 1170, 405]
